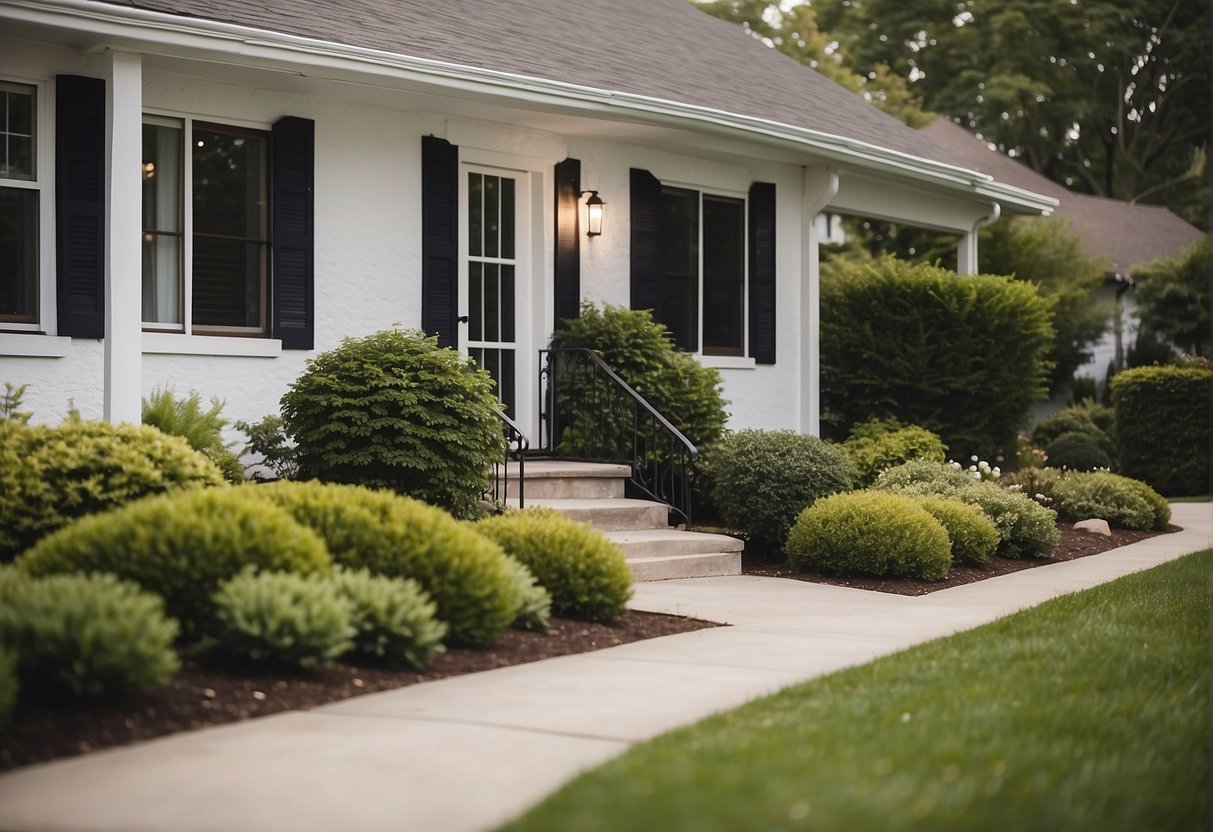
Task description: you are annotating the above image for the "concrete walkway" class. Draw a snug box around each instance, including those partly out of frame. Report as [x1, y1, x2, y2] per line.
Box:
[1, 503, 1208, 832]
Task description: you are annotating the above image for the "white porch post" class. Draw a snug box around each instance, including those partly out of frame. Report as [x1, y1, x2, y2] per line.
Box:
[957, 203, 1000, 275]
[800, 167, 838, 436]
[103, 49, 142, 424]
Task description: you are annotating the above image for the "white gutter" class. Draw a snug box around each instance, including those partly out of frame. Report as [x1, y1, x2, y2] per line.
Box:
[3, 0, 1057, 214]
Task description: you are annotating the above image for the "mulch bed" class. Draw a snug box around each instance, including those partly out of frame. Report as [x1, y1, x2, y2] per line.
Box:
[1, 610, 718, 772]
[744, 522, 1175, 596]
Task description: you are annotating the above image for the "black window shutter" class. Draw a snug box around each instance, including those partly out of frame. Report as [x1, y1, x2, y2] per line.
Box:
[553, 157, 581, 330]
[748, 181, 777, 364]
[629, 168, 661, 313]
[421, 136, 459, 348]
[271, 116, 315, 350]
[55, 75, 106, 339]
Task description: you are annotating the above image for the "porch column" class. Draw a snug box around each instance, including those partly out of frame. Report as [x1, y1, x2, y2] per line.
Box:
[800, 167, 838, 436]
[103, 49, 142, 424]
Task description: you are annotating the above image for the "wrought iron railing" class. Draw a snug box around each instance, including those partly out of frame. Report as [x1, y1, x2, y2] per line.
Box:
[537, 348, 697, 525]
[484, 407, 528, 509]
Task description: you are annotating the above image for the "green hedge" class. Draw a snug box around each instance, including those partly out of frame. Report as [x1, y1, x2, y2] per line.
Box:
[1112, 364, 1212, 495]
[820, 256, 1054, 457]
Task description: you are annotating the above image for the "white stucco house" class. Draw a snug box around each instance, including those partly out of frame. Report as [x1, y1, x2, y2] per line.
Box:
[0, 0, 1056, 442]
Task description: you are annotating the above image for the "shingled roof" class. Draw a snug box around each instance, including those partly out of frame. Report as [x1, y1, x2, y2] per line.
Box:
[95, 0, 962, 168]
[921, 116, 1202, 274]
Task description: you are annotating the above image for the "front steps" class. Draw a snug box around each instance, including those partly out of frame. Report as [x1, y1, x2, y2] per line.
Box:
[504, 460, 743, 581]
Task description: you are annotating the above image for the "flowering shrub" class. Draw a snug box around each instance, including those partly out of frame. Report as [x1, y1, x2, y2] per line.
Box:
[1015, 433, 1049, 469]
[948, 456, 1002, 483]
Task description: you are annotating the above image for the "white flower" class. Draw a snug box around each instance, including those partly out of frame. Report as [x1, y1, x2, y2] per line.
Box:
[949, 461, 962, 470]
[978, 461, 990, 471]
[970, 455, 979, 462]
[969, 465, 977, 473]
[971, 471, 982, 480]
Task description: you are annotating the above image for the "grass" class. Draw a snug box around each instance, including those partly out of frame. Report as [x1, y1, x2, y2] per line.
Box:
[499, 550, 1211, 832]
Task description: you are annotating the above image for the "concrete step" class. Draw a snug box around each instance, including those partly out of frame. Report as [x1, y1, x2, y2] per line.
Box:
[505, 460, 629, 500]
[526, 497, 669, 531]
[603, 528, 744, 559]
[627, 551, 743, 581]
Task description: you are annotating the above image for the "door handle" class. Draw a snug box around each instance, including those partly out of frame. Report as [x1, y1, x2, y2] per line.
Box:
[457, 315, 469, 324]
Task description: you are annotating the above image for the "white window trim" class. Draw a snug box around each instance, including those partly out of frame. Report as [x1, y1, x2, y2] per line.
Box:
[0, 332, 70, 357]
[141, 332, 281, 357]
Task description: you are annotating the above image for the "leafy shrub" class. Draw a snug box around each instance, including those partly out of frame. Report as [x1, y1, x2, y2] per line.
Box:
[280, 328, 504, 519]
[212, 570, 354, 668]
[872, 458, 976, 496]
[0, 645, 16, 732]
[1112, 364, 1213, 495]
[1, 382, 31, 424]
[549, 303, 728, 450]
[1054, 472, 1171, 531]
[16, 488, 331, 637]
[234, 414, 300, 481]
[698, 429, 854, 552]
[1032, 406, 1115, 452]
[330, 568, 447, 668]
[785, 491, 952, 580]
[914, 496, 999, 565]
[841, 418, 948, 486]
[0, 419, 225, 560]
[247, 481, 520, 646]
[820, 255, 1054, 457]
[500, 556, 553, 631]
[477, 508, 633, 622]
[142, 387, 244, 483]
[1132, 238, 1210, 357]
[1001, 466, 1065, 509]
[1045, 431, 1114, 472]
[0, 571, 179, 700]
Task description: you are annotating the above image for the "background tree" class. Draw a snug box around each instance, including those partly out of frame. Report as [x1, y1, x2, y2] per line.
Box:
[1131, 239, 1211, 357]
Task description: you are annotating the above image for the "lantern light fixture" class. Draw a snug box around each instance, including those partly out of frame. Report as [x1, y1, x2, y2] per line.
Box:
[581, 189, 605, 238]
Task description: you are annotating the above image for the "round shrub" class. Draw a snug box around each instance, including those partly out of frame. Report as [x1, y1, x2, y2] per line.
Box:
[0, 646, 16, 733]
[212, 570, 354, 669]
[549, 303, 728, 450]
[1054, 472, 1170, 531]
[699, 429, 854, 552]
[15, 488, 331, 638]
[0, 419, 225, 560]
[280, 328, 504, 519]
[1032, 406, 1111, 448]
[842, 418, 948, 486]
[477, 508, 633, 622]
[500, 555, 553, 631]
[0, 571, 180, 700]
[247, 481, 521, 647]
[1112, 364, 1213, 496]
[1045, 431, 1113, 472]
[961, 482, 1060, 559]
[914, 496, 999, 566]
[785, 492, 951, 581]
[330, 568, 447, 668]
[872, 459, 977, 497]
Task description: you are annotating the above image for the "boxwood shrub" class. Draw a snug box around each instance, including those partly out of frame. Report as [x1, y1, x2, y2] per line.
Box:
[1112, 364, 1213, 495]
[841, 418, 948, 486]
[914, 496, 999, 566]
[280, 328, 504, 519]
[1032, 404, 1116, 453]
[477, 508, 633, 622]
[499, 556, 553, 631]
[698, 429, 854, 553]
[1054, 472, 1171, 531]
[330, 568, 447, 668]
[15, 488, 331, 638]
[0, 570, 180, 700]
[247, 481, 521, 647]
[785, 491, 952, 580]
[1044, 431, 1114, 472]
[212, 570, 354, 669]
[0, 419, 225, 560]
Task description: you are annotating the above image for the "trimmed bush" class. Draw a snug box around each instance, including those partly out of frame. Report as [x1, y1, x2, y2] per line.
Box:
[786, 492, 952, 581]
[212, 570, 354, 669]
[280, 328, 504, 519]
[0, 571, 179, 700]
[0, 646, 16, 733]
[841, 418, 948, 486]
[500, 556, 553, 631]
[477, 508, 633, 622]
[1044, 431, 1114, 472]
[1032, 405, 1116, 458]
[820, 255, 1054, 457]
[247, 481, 520, 646]
[330, 568, 447, 668]
[0, 419, 225, 560]
[914, 496, 999, 566]
[699, 429, 854, 552]
[16, 488, 331, 638]
[872, 458, 977, 496]
[1112, 364, 1213, 495]
[1054, 472, 1170, 531]
[142, 387, 245, 483]
[549, 303, 728, 450]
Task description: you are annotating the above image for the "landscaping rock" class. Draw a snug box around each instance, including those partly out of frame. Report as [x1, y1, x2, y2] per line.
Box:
[1074, 518, 1112, 537]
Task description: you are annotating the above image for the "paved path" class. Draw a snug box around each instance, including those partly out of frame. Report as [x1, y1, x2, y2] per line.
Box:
[1, 503, 1208, 832]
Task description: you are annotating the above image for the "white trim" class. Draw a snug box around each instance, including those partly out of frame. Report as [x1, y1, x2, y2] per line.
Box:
[0, 332, 71, 357]
[141, 332, 282, 357]
[1, 0, 1058, 215]
[698, 355, 755, 370]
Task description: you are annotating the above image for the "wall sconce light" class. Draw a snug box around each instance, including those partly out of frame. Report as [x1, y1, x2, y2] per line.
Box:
[581, 190, 605, 238]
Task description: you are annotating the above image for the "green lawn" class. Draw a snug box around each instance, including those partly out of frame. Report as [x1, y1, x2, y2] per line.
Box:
[500, 550, 1211, 832]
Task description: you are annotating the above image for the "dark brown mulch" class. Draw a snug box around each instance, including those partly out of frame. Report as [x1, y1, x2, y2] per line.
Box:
[1, 610, 719, 772]
[744, 522, 1177, 596]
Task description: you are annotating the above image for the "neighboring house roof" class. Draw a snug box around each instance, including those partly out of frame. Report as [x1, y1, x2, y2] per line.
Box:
[920, 116, 1202, 274]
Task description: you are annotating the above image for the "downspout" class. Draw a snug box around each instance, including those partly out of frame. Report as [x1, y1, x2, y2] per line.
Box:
[957, 202, 1001, 275]
[801, 167, 839, 437]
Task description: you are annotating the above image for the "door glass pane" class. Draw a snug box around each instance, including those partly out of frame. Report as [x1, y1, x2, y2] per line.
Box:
[468, 261, 483, 342]
[468, 173, 483, 258]
[499, 348, 516, 411]
[484, 175, 499, 258]
[501, 265, 515, 342]
[484, 262, 499, 342]
[500, 178, 515, 260]
[702, 195, 745, 355]
[0, 186, 37, 322]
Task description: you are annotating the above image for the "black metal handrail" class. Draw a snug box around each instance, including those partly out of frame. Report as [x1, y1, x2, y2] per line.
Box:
[538, 347, 697, 525]
[484, 407, 528, 509]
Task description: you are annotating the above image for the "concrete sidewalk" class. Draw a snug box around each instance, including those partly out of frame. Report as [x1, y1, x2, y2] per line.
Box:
[1, 503, 1208, 832]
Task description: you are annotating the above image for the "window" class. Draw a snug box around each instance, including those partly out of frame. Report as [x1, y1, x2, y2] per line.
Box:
[142, 116, 268, 334]
[0, 82, 38, 326]
[655, 186, 745, 356]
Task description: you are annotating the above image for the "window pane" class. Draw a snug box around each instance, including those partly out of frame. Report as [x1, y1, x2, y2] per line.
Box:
[8, 89, 31, 135]
[142, 234, 181, 324]
[193, 237, 265, 329]
[702, 196, 745, 355]
[0, 86, 35, 180]
[658, 187, 698, 352]
[193, 127, 266, 240]
[143, 122, 181, 232]
[0, 186, 37, 322]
